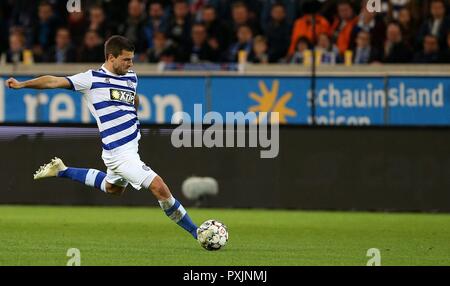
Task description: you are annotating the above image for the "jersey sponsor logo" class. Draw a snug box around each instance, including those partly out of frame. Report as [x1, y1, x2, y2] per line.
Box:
[110, 89, 135, 105]
[142, 165, 151, 171]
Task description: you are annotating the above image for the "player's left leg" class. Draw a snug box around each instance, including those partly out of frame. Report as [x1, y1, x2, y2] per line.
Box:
[143, 175, 198, 239]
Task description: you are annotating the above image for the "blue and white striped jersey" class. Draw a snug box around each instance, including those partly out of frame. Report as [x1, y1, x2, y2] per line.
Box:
[66, 65, 140, 162]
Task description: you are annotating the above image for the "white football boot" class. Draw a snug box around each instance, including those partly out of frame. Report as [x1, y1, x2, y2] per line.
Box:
[33, 157, 68, 180]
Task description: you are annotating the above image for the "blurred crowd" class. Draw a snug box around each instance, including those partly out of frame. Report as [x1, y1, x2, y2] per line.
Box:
[1, 0, 450, 65]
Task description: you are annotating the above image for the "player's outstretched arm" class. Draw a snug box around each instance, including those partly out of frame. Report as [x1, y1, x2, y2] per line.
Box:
[5, 76, 71, 90]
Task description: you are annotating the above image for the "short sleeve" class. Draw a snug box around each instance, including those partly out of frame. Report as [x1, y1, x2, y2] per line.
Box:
[66, 70, 92, 92]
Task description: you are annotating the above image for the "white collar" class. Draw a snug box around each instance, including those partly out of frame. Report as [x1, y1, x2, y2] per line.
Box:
[101, 64, 121, 76]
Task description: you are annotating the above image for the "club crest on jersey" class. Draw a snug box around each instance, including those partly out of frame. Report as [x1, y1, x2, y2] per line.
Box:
[127, 80, 135, 88]
[110, 89, 135, 105]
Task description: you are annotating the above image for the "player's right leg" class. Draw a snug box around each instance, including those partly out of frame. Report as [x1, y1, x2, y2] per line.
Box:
[145, 175, 199, 239]
[33, 157, 125, 195]
[109, 155, 199, 239]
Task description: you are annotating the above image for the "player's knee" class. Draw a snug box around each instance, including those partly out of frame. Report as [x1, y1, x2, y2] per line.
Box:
[149, 176, 171, 200]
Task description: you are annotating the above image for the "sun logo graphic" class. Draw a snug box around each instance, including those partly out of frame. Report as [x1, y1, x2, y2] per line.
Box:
[249, 80, 297, 124]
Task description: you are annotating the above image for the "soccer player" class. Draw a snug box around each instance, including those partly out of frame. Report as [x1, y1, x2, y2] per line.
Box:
[5, 35, 199, 240]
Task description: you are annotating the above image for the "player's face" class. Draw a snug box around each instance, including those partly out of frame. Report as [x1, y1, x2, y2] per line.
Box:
[112, 50, 134, 75]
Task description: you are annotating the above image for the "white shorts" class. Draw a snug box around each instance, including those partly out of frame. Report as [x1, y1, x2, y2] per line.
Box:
[103, 152, 158, 190]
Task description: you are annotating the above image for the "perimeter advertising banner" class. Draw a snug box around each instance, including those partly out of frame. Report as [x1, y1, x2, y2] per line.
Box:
[0, 75, 448, 125]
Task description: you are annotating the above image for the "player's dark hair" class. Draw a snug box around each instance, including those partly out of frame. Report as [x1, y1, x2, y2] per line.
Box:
[104, 35, 135, 60]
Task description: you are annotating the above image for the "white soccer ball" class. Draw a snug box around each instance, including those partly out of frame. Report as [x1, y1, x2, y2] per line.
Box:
[197, 219, 229, 251]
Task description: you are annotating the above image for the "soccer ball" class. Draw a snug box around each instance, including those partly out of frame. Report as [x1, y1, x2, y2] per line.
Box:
[197, 219, 228, 251]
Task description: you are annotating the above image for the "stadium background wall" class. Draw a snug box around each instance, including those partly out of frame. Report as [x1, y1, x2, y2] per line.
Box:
[2, 64, 450, 126]
[1, 65, 450, 212]
[1, 124, 450, 212]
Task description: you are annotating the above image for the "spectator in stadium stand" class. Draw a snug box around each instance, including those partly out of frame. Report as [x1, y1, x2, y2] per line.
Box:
[6, 29, 27, 64]
[350, 0, 386, 51]
[164, 0, 192, 54]
[397, 7, 418, 50]
[77, 30, 105, 63]
[386, 0, 414, 20]
[30, 1, 61, 62]
[287, 7, 330, 56]
[190, 0, 205, 20]
[214, 0, 262, 22]
[227, 24, 254, 62]
[320, 0, 365, 23]
[248, 36, 269, 64]
[43, 27, 77, 63]
[67, 10, 87, 46]
[316, 32, 340, 64]
[45, 0, 70, 21]
[190, 0, 221, 21]
[3, 0, 450, 65]
[441, 31, 450, 62]
[417, 0, 450, 50]
[265, 2, 291, 63]
[147, 32, 178, 63]
[230, 1, 262, 43]
[143, 1, 168, 51]
[382, 21, 413, 63]
[289, 36, 311, 64]
[260, 0, 299, 32]
[201, 4, 231, 59]
[389, 0, 422, 22]
[100, 0, 130, 25]
[0, 1, 10, 56]
[414, 34, 442, 63]
[86, 5, 113, 42]
[352, 30, 382, 64]
[117, 0, 148, 57]
[185, 23, 220, 63]
[8, 0, 37, 34]
[177, 0, 219, 20]
[329, 0, 358, 55]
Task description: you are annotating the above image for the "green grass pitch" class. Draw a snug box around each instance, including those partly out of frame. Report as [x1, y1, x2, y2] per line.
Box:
[0, 205, 449, 266]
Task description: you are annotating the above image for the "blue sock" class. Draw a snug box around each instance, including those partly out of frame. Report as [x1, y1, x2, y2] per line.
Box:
[58, 168, 107, 193]
[159, 197, 198, 239]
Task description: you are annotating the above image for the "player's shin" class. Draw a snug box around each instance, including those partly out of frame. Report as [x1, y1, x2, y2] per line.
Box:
[158, 196, 198, 239]
[58, 168, 107, 193]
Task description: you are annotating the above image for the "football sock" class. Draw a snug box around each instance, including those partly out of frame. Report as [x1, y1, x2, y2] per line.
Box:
[58, 168, 107, 193]
[159, 196, 198, 239]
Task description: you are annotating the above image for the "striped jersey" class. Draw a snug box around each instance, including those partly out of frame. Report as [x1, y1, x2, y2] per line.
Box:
[66, 64, 140, 162]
